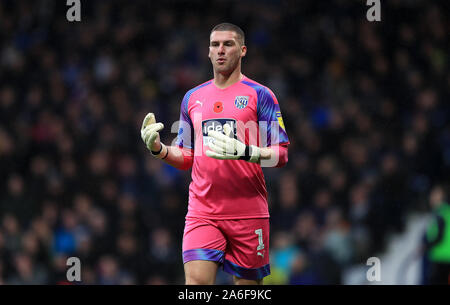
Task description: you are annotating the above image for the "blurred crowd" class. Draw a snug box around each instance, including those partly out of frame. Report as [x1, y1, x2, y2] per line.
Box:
[0, 0, 449, 284]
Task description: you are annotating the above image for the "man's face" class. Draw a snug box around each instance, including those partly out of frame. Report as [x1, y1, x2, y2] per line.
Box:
[209, 30, 246, 75]
[430, 186, 444, 209]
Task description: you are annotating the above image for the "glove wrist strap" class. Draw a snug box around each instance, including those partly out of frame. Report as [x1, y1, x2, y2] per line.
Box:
[161, 146, 169, 160]
[151, 144, 163, 156]
[152, 143, 169, 160]
[239, 145, 260, 163]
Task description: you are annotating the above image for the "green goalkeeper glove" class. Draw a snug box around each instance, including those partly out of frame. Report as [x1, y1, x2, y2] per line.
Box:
[141, 113, 164, 155]
[205, 129, 261, 163]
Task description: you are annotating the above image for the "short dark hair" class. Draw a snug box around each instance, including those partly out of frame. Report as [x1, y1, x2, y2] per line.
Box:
[211, 23, 245, 46]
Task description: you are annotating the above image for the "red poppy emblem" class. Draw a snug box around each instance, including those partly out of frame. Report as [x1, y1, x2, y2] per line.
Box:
[213, 102, 223, 113]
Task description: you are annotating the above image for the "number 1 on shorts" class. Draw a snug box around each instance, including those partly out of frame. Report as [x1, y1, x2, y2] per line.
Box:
[255, 229, 264, 251]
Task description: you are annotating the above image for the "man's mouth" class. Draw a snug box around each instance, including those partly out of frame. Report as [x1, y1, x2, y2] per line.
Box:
[217, 58, 226, 64]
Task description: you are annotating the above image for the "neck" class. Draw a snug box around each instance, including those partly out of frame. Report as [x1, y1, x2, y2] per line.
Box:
[214, 67, 243, 89]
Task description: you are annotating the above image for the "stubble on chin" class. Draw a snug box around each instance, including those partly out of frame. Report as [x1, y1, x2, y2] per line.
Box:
[212, 59, 237, 75]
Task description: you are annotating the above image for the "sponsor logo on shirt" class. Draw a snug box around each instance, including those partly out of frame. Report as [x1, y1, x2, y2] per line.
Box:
[202, 118, 236, 146]
[234, 96, 249, 109]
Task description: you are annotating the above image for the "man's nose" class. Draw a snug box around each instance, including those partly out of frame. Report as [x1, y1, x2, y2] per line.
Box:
[218, 44, 225, 54]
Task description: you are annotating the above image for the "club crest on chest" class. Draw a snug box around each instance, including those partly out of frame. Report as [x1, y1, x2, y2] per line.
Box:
[234, 96, 249, 109]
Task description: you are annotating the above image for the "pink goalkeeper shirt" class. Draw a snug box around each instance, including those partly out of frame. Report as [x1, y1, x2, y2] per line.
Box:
[175, 75, 290, 219]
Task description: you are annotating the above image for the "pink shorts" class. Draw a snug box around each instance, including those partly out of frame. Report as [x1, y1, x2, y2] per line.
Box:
[182, 217, 270, 280]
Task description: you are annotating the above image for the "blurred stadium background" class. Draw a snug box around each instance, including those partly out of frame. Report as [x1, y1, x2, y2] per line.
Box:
[0, 0, 449, 284]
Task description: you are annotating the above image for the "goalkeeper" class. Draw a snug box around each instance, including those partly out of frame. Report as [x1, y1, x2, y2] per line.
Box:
[141, 23, 289, 285]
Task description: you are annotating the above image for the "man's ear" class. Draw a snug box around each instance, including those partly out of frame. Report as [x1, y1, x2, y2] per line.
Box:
[241, 45, 247, 58]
